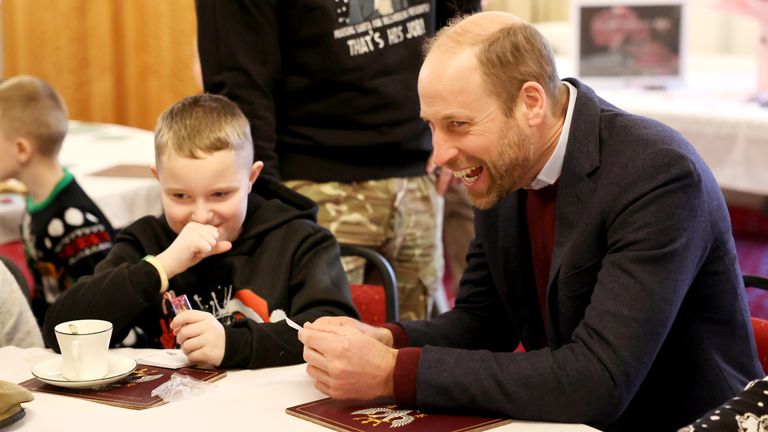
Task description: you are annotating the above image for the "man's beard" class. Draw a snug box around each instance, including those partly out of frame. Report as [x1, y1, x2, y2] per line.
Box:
[468, 119, 533, 210]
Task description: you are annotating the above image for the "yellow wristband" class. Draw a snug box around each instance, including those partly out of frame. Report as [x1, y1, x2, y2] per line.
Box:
[143, 255, 169, 293]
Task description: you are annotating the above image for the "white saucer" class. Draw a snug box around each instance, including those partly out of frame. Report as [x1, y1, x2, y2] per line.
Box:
[31, 353, 137, 389]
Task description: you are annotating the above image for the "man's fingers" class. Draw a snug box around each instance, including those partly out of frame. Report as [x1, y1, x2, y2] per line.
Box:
[306, 363, 335, 398]
[306, 362, 331, 383]
[299, 325, 354, 359]
[303, 344, 330, 371]
[314, 378, 333, 397]
[312, 316, 354, 327]
[304, 321, 353, 334]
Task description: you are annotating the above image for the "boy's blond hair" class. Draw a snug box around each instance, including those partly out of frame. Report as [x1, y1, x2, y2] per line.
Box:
[154, 94, 253, 169]
[0, 75, 69, 156]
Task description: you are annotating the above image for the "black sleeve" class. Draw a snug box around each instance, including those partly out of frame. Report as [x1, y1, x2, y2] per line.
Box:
[220, 227, 360, 369]
[42, 233, 161, 351]
[195, 0, 282, 181]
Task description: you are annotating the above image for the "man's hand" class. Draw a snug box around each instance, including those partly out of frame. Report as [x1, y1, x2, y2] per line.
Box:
[311, 316, 394, 347]
[299, 321, 397, 400]
[170, 310, 226, 367]
[157, 222, 232, 278]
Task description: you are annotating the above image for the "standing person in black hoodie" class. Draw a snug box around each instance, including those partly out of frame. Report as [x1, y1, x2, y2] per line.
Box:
[43, 94, 358, 369]
[195, 0, 480, 321]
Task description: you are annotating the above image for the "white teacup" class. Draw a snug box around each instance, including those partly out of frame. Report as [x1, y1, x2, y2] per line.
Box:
[54, 319, 113, 381]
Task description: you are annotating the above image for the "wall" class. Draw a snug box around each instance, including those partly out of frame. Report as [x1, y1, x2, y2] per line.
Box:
[483, 0, 759, 55]
[483, 0, 568, 21]
[1, 0, 200, 131]
[687, 1, 758, 55]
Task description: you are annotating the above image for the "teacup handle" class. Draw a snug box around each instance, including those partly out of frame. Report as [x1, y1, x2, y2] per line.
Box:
[72, 340, 81, 377]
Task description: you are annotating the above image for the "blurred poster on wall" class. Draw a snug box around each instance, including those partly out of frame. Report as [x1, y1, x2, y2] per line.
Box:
[573, 0, 686, 87]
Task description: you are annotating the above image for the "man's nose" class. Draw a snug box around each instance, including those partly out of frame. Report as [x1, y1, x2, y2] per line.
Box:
[431, 130, 458, 167]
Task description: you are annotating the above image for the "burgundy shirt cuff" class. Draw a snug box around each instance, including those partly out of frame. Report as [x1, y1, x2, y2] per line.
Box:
[382, 323, 409, 348]
[393, 347, 421, 407]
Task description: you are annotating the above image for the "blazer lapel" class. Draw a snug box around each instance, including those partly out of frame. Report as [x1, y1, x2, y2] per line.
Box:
[545, 80, 601, 336]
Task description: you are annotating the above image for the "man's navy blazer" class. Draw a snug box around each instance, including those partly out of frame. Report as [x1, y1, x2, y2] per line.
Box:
[400, 78, 762, 431]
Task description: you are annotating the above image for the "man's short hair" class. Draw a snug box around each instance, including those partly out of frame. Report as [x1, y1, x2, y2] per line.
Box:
[426, 16, 562, 116]
[154, 93, 253, 168]
[0, 75, 69, 156]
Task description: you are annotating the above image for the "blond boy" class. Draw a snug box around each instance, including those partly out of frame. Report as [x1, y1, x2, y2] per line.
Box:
[0, 76, 114, 325]
[44, 94, 358, 368]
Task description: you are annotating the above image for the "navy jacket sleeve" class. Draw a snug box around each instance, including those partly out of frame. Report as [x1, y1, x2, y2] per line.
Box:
[400, 234, 520, 351]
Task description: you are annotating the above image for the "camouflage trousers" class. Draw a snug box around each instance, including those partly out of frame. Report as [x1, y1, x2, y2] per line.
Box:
[284, 175, 444, 320]
[442, 181, 475, 296]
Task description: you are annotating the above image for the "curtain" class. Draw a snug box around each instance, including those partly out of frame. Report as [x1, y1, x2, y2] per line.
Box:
[1, 0, 200, 130]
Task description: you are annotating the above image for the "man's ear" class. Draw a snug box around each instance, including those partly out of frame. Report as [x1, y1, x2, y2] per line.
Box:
[517, 81, 546, 127]
[150, 165, 158, 180]
[248, 161, 264, 190]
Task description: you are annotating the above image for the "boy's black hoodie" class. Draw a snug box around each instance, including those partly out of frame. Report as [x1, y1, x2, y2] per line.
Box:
[43, 178, 358, 369]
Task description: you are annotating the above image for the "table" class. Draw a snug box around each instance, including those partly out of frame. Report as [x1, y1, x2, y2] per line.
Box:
[558, 55, 768, 206]
[0, 121, 162, 244]
[0, 347, 597, 432]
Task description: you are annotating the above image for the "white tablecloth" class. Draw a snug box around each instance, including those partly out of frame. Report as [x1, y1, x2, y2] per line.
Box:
[0, 121, 162, 243]
[0, 347, 597, 432]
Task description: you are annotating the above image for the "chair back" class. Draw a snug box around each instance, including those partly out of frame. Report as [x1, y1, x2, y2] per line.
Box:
[339, 244, 398, 325]
[745, 275, 768, 291]
[745, 275, 768, 373]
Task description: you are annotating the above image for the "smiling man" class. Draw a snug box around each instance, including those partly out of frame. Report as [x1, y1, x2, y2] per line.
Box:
[298, 11, 761, 431]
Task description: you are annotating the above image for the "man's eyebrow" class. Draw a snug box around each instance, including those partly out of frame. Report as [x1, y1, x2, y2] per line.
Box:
[421, 112, 465, 122]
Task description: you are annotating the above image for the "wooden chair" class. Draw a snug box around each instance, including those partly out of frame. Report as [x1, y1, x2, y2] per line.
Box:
[746, 274, 768, 373]
[339, 244, 398, 325]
